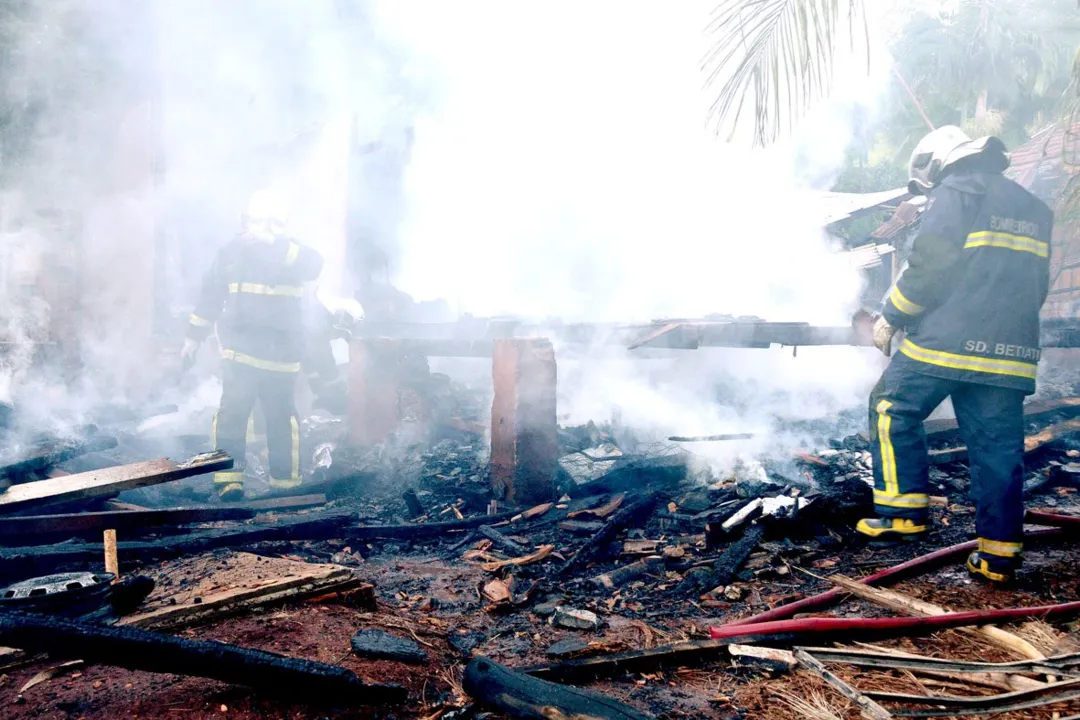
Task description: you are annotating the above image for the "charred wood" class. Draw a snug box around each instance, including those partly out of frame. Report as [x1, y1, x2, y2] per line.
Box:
[0, 452, 234, 515]
[402, 489, 427, 518]
[557, 491, 662, 578]
[692, 525, 765, 596]
[0, 511, 356, 582]
[346, 511, 518, 541]
[463, 656, 654, 720]
[590, 556, 664, 590]
[0, 609, 406, 705]
[0, 507, 258, 546]
[477, 525, 529, 556]
[525, 639, 736, 683]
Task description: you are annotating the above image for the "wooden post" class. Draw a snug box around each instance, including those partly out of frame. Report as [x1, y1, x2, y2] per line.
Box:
[103, 529, 119, 582]
[490, 338, 558, 506]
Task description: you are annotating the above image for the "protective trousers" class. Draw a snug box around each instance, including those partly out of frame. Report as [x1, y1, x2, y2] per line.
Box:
[212, 359, 302, 490]
[869, 356, 1025, 562]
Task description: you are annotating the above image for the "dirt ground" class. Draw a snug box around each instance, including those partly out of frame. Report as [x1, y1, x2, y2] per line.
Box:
[4, 493, 1080, 720]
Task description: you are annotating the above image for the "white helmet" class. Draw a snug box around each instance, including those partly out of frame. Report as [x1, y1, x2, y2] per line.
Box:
[907, 125, 1008, 195]
[242, 189, 289, 240]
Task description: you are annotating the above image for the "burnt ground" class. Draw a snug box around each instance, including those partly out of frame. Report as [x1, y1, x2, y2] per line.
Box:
[5, 407, 1080, 719]
[4, 489, 1080, 719]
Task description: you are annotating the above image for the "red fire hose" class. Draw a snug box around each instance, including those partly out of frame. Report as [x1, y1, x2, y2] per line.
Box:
[710, 598, 1080, 641]
[719, 527, 1066, 629]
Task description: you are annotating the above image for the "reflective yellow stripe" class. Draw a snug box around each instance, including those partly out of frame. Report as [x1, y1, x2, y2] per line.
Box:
[889, 286, 924, 316]
[965, 231, 1049, 258]
[213, 470, 244, 484]
[872, 489, 930, 509]
[211, 412, 218, 449]
[269, 477, 303, 489]
[246, 413, 257, 442]
[283, 242, 300, 266]
[900, 339, 1037, 381]
[978, 537, 1023, 557]
[876, 399, 898, 498]
[227, 282, 304, 297]
[189, 314, 212, 327]
[290, 415, 300, 481]
[220, 349, 301, 373]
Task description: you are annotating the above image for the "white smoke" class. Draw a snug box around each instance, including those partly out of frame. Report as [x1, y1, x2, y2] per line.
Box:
[375, 0, 896, 463]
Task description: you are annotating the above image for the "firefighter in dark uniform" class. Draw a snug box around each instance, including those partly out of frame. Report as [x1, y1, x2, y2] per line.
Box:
[857, 126, 1053, 583]
[182, 190, 324, 501]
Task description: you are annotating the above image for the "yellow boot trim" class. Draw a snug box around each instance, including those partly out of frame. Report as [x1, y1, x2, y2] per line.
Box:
[873, 490, 930, 509]
[978, 538, 1022, 558]
[855, 517, 927, 539]
[213, 470, 244, 485]
[269, 477, 303, 489]
[967, 554, 1012, 583]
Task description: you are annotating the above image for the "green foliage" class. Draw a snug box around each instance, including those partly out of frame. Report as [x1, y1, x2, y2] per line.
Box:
[832, 150, 908, 193]
[831, 0, 1080, 193]
[704, 0, 868, 144]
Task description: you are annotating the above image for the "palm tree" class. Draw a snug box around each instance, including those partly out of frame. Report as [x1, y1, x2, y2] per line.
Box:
[706, 0, 1080, 147]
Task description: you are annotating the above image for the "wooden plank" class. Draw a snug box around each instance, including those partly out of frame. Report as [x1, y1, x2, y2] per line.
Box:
[0, 452, 232, 514]
[0, 506, 257, 544]
[243, 493, 327, 512]
[0, 511, 354, 582]
[121, 552, 374, 630]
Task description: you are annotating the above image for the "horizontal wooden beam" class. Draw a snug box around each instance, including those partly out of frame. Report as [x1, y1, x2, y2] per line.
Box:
[0, 452, 233, 515]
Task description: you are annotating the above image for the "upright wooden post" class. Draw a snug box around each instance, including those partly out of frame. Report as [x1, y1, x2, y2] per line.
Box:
[489, 338, 558, 506]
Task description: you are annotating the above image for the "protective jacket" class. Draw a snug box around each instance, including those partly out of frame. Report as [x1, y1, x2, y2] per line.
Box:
[882, 171, 1052, 394]
[187, 234, 324, 371]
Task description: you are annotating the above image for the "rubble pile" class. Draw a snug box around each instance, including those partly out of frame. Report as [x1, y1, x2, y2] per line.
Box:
[4, 389, 1080, 719]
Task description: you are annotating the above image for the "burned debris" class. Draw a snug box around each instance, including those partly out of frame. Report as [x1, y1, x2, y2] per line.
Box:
[5, 375, 1080, 718]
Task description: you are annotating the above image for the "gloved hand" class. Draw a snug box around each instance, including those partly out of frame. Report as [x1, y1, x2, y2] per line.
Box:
[872, 316, 897, 357]
[181, 338, 201, 372]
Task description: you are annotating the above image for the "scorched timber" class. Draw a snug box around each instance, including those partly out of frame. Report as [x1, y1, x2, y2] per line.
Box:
[0, 507, 258, 546]
[0, 511, 355, 582]
[464, 656, 654, 720]
[0, 452, 233, 514]
[0, 610, 406, 705]
[557, 491, 662, 577]
[345, 510, 518, 541]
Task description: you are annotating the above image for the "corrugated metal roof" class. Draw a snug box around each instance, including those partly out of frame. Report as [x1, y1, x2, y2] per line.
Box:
[817, 187, 912, 226]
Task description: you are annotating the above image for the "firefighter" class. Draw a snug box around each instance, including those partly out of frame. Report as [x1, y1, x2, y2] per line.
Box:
[856, 126, 1053, 582]
[182, 190, 324, 501]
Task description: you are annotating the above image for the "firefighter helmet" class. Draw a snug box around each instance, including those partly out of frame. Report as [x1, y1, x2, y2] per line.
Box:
[907, 125, 1009, 195]
[242, 189, 288, 240]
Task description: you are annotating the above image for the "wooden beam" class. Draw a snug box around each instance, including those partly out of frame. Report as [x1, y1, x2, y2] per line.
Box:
[0, 507, 257, 545]
[242, 494, 327, 512]
[0, 452, 232, 515]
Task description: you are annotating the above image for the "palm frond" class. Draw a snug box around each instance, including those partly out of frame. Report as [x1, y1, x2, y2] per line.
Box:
[703, 0, 868, 145]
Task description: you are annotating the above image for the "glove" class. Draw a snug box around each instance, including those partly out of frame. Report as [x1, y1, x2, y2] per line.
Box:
[872, 316, 897, 357]
[181, 338, 200, 372]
